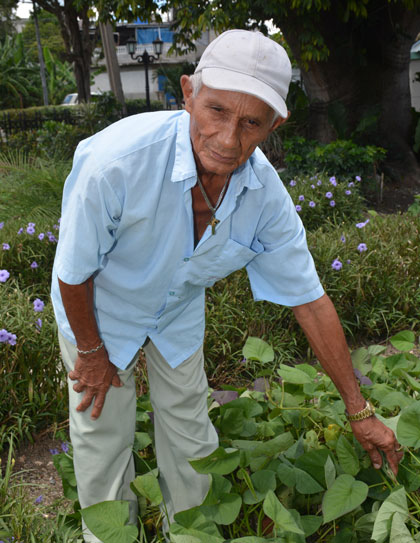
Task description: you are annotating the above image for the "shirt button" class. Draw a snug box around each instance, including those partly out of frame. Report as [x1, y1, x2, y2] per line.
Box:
[169, 291, 175, 296]
[183, 257, 190, 262]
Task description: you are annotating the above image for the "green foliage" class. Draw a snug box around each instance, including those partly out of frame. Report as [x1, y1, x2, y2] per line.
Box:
[20, 8, 67, 64]
[283, 137, 386, 182]
[407, 194, 420, 216]
[43, 46, 76, 105]
[284, 172, 365, 231]
[51, 332, 420, 542]
[154, 62, 196, 108]
[0, 34, 41, 109]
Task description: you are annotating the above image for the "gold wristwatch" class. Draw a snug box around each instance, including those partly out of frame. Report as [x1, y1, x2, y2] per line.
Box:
[345, 400, 375, 422]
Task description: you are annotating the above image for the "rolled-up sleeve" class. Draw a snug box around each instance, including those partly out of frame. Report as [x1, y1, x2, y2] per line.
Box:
[246, 186, 324, 307]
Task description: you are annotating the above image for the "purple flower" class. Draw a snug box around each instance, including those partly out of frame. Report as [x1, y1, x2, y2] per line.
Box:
[317, 180, 322, 186]
[0, 222, 4, 229]
[329, 176, 337, 186]
[26, 225, 35, 235]
[0, 329, 10, 342]
[38, 233, 45, 241]
[8, 333, 17, 346]
[28, 222, 35, 227]
[58, 217, 61, 223]
[348, 182, 355, 187]
[331, 259, 343, 271]
[2, 243, 10, 250]
[295, 205, 302, 212]
[345, 190, 352, 195]
[61, 442, 69, 453]
[289, 180, 297, 187]
[298, 195, 305, 201]
[356, 219, 370, 229]
[35, 318, 42, 330]
[340, 235, 346, 243]
[48, 234, 57, 243]
[210, 390, 238, 405]
[53, 224, 60, 230]
[253, 377, 270, 392]
[347, 259, 351, 264]
[353, 368, 372, 386]
[358, 243, 367, 252]
[311, 184, 315, 189]
[330, 200, 336, 207]
[33, 298, 45, 312]
[49, 448, 59, 455]
[0, 270, 10, 282]
[30, 261, 39, 269]
[309, 201, 316, 208]
[35, 494, 43, 504]
[325, 191, 333, 199]
[355, 175, 361, 182]
[17, 227, 23, 235]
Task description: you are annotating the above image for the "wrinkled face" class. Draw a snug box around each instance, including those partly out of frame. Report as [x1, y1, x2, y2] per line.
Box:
[181, 77, 287, 177]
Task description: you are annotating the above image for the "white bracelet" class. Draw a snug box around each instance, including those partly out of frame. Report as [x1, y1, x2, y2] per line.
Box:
[77, 341, 104, 355]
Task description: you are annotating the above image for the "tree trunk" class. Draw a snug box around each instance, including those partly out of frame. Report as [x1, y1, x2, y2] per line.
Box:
[36, 0, 94, 102]
[282, 2, 420, 186]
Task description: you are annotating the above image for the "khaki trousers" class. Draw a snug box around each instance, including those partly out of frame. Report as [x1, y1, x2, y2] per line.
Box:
[58, 333, 219, 543]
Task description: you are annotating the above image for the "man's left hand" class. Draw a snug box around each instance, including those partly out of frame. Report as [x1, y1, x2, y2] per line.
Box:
[350, 416, 403, 476]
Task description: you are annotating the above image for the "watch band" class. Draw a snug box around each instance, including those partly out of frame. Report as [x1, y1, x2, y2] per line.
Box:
[345, 400, 375, 422]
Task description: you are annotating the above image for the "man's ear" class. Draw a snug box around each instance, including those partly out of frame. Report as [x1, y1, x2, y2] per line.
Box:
[269, 110, 291, 133]
[180, 75, 194, 113]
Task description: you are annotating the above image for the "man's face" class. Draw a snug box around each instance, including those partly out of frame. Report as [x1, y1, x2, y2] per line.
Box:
[181, 77, 288, 177]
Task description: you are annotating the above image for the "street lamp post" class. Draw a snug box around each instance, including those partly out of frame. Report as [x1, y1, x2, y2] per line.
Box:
[126, 37, 163, 111]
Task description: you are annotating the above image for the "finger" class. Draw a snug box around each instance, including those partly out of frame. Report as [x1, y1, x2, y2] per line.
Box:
[368, 448, 383, 470]
[91, 391, 107, 420]
[111, 373, 123, 387]
[73, 382, 86, 393]
[385, 451, 401, 476]
[76, 390, 95, 412]
[68, 370, 80, 381]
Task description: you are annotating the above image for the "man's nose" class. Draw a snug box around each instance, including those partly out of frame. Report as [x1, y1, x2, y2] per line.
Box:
[218, 122, 240, 150]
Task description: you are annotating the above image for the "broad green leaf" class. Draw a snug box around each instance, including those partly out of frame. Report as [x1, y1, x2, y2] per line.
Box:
[251, 432, 295, 458]
[220, 408, 245, 436]
[351, 347, 372, 374]
[371, 487, 408, 542]
[243, 337, 274, 363]
[375, 413, 400, 435]
[367, 344, 387, 356]
[81, 501, 138, 543]
[203, 474, 232, 501]
[390, 330, 415, 352]
[295, 363, 317, 378]
[277, 364, 313, 384]
[133, 431, 152, 451]
[295, 467, 324, 494]
[390, 512, 415, 542]
[276, 462, 296, 487]
[130, 473, 162, 506]
[243, 469, 277, 504]
[200, 493, 242, 525]
[397, 402, 420, 447]
[221, 397, 263, 418]
[294, 449, 330, 487]
[53, 453, 77, 487]
[380, 391, 413, 411]
[263, 490, 304, 535]
[401, 370, 420, 392]
[355, 512, 377, 534]
[189, 447, 240, 475]
[324, 455, 336, 489]
[336, 435, 359, 476]
[322, 474, 368, 523]
[300, 515, 323, 537]
[172, 509, 224, 542]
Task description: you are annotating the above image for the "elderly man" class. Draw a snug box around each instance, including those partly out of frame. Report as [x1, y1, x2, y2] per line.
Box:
[51, 29, 402, 541]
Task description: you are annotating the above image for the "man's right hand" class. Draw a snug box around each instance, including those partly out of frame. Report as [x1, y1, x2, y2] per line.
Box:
[69, 349, 123, 419]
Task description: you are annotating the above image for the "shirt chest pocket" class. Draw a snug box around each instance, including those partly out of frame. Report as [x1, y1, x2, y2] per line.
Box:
[184, 238, 261, 287]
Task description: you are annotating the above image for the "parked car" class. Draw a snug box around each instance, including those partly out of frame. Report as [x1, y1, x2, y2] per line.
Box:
[61, 92, 102, 105]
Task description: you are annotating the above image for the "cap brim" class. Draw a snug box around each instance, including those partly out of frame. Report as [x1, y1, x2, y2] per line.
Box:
[201, 67, 288, 119]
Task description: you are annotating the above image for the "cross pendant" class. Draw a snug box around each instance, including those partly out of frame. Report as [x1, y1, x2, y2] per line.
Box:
[209, 216, 220, 235]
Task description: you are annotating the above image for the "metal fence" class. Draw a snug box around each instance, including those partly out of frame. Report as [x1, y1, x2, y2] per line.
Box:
[0, 109, 76, 139]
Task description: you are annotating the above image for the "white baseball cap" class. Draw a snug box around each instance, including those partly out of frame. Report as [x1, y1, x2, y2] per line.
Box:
[195, 29, 292, 119]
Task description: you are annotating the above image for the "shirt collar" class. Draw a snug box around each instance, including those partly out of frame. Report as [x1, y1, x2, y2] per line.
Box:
[171, 110, 264, 193]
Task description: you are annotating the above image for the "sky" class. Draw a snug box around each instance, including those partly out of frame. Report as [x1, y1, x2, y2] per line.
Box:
[16, 2, 33, 19]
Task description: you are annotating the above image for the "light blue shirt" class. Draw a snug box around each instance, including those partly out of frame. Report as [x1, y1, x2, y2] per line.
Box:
[51, 110, 324, 369]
